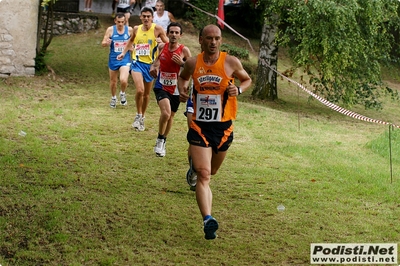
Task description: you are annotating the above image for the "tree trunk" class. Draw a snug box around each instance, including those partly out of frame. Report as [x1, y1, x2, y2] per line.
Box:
[41, 1, 55, 55]
[37, 0, 43, 56]
[35, 0, 56, 72]
[253, 14, 278, 101]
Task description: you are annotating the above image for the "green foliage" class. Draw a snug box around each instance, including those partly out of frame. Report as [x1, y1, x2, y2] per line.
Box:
[386, 3, 400, 63]
[34, 52, 47, 75]
[183, 0, 216, 29]
[263, 0, 400, 109]
[221, 43, 249, 60]
[41, 0, 57, 8]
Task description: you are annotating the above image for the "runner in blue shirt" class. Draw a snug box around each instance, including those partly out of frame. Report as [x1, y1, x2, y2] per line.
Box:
[101, 13, 134, 108]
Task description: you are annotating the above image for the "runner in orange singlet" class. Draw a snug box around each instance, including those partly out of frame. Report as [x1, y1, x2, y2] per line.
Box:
[178, 24, 252, 240]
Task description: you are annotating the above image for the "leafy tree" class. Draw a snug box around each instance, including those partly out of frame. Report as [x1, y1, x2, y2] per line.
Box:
[388, 3, 400, 62]
[254, 0, 400, 109]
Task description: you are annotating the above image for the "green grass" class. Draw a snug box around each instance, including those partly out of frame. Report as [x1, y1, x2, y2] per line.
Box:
[1, 15, 400, 265]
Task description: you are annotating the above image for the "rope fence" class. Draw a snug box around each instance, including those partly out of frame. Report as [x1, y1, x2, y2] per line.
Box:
[265, 64, 400, 129]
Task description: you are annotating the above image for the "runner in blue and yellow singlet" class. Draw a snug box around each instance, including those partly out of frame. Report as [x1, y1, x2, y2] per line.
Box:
[117, 6, 168, 131]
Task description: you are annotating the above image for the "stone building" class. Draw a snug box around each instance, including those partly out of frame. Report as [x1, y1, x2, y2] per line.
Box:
[0, 0, 181, 77]
[0, 0, 100, 77]
[0, 0, 39, 77]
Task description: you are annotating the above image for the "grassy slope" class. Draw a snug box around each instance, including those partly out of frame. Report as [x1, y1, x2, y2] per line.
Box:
[0, 14, 399, 265]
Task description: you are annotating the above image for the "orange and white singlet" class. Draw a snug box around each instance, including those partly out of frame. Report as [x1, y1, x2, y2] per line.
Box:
[192, 52, 237, 122]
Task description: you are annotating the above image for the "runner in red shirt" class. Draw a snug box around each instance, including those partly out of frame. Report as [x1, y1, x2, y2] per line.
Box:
[150, 22, 191, 157]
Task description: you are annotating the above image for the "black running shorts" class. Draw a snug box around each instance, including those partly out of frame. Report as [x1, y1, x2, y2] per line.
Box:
[153, 88, 180, 113]
[187, 120, 233, 153]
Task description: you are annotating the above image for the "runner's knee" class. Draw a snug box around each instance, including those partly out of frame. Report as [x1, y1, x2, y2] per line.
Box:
[120, 79, 128, 87]
[196, 168, 211, 181]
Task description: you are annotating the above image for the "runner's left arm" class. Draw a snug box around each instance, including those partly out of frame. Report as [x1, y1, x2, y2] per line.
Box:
[156, 25, 169, 43]
[117, 26, 137, 60]
[150, 43, 164, 78]
[226, 55, 252, 96]
[168, 11, 176, 23]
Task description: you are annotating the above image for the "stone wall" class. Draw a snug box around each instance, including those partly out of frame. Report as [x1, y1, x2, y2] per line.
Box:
[42, 13, 99, 36]
[0, 0, 39, 77]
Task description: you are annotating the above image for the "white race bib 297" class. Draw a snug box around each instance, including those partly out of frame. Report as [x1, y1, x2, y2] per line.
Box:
[195, 94, 221, 122]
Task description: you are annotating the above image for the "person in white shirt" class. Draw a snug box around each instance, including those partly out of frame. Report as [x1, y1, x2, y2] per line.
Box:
[144, 0, 157, 11]
[153, 0, 176, 32]
[116, 0, 136, 26]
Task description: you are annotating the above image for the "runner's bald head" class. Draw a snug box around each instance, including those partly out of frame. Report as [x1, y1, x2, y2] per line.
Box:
[202, 25, 221, 36]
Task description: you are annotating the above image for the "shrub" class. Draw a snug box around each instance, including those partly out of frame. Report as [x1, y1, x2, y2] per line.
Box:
[242, 60, 257, 77]
[183, 0, 216, 29]
[221, 43, 249, 60]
